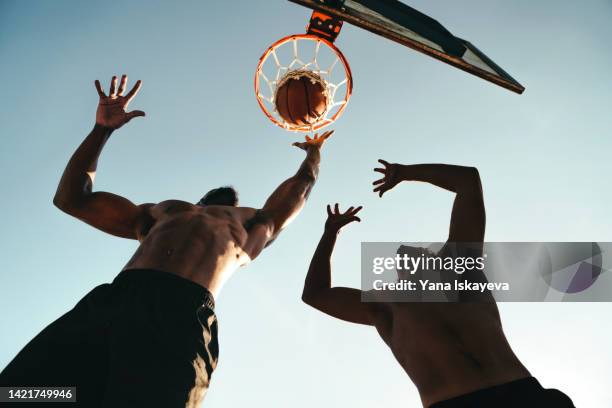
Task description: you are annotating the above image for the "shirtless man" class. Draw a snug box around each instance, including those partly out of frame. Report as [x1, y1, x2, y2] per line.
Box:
[0, 75, 332, 407]
[302, 162, 575, 408]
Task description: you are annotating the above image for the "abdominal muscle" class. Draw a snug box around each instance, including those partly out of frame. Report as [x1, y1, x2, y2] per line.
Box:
[123, 208, 252, 296]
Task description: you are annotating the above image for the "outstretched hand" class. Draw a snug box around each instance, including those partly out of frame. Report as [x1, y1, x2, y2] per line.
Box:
[373, 159, 401, 197]
[292, 130, 334, 151]
[95, 75, 145, 130]
[325, 204, 363, 233]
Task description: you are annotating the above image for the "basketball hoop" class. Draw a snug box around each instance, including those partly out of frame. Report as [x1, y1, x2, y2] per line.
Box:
[255, 34, 353, 132]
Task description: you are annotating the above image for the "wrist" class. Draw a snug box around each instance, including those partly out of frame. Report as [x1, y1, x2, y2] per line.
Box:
[397, 164, 414, 181]
[323, 225, 340, 236]
[306, 145, 322, 155]
[93, 123, 115, 136]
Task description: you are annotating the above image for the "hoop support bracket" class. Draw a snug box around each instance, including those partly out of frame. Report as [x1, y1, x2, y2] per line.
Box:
[306, 10, 343, 42]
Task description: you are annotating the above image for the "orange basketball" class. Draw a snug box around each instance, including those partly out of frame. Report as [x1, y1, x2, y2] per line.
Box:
[275, 71, 328, 127]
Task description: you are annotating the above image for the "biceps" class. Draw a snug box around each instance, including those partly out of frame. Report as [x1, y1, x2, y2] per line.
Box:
[304, 287, 375, 326]
[69, 191, 145, 239]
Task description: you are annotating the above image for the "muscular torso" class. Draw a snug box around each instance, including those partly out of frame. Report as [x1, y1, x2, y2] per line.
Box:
[371, 301, 530, 407]
[123, 200, 267, 296]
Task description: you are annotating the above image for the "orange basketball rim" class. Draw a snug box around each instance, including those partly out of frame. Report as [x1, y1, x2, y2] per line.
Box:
[255, 16, 353, 133]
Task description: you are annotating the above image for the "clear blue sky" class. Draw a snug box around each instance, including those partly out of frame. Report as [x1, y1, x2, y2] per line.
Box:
[1, 0, 611, 406]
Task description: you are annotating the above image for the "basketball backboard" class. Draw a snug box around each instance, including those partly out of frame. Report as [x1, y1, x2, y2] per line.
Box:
[289, 0, 525, 94]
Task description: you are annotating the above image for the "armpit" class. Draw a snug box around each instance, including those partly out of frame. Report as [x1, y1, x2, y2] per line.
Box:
[243, 209, 277, 248]
[135, 203, 156, 240]
[243, 209, 272, 232]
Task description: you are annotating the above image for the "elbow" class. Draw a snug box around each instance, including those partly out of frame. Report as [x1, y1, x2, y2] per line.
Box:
[53, 193, 69, 212]
[466, 166, 481, 183]
[301, 286, 328, 309]
[459, 167, 482, 192]
[301, 289, 318, 307]
[53, 193, 81, 215]
[301, 290, 313, 305]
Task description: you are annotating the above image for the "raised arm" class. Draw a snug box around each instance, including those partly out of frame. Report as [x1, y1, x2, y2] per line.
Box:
[373, 161, 485, 242]
[241, 132, 333, 259]
[302, 205, 378, 326]
[258, 131, 334, 235]
[53, 75, 149, 240]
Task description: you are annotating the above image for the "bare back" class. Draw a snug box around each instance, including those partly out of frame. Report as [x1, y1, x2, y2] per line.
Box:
[124, 200, 265, 295]
[372, 301, 529, 406]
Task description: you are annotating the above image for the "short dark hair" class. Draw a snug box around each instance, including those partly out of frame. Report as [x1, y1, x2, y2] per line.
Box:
[197, 186, 239, 207]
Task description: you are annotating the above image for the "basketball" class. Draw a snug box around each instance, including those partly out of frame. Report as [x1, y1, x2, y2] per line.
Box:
[274, 70, 329, 127]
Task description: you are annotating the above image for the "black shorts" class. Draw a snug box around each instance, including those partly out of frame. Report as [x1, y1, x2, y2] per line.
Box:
[0, 269, 219, 407]
[430, 377, 575, 408]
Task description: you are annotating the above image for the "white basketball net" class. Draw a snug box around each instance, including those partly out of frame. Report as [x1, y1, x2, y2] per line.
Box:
[255, 35, 352, 132]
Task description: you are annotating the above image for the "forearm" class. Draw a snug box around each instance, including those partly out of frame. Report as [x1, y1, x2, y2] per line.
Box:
[54, 124, 113, 208]
[287, 147, 321, 204]
[303, 229, 337, 298]
[302, 226, 375, 326]
[262, 147, 321, 233]
[295, 146, 321, 183]
[396, 164, 479, 193]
